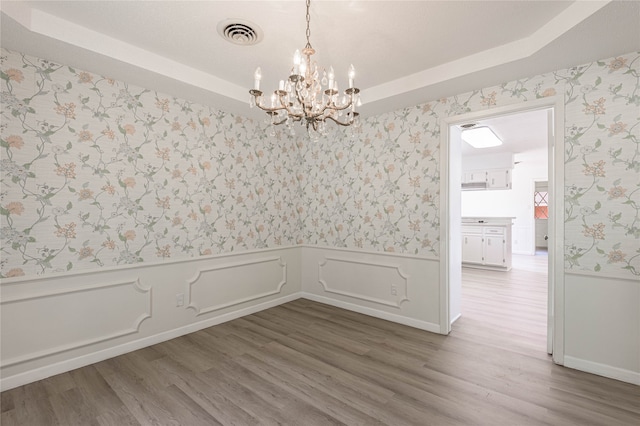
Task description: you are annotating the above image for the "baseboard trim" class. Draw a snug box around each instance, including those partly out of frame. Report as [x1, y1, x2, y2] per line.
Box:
[300, 292, 441, 334]
[450, 313, 462, 325]
[0, 292, 300, 392]
[563, 356, 640, 385]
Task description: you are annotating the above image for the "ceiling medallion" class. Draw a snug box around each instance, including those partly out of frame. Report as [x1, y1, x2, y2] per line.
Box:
[249, 0, 361, 136]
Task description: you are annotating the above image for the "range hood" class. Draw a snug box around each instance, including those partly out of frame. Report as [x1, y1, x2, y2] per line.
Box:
[461, 181, 488, 191]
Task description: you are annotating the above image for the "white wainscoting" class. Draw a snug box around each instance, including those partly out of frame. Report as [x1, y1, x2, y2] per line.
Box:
[564, 272, 640, 385]
[1, 278, 152, 368]
[0, 247, 301, 391]
[4, 245, 637, 391]
[187, 256, 287, 316]
[301, 246, 441, 333]
[318, 256, 409, 308]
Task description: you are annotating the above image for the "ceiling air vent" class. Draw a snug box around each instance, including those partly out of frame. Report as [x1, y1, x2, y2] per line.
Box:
[217, 19, 262, 46]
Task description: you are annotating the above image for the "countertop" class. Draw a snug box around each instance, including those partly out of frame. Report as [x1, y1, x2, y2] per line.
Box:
[461, 217, 515, 225]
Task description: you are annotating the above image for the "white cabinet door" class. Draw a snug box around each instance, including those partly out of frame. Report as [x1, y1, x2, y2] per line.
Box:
[487, 169, 511, 189]
[484, 236, 505, 266]
[462, 234, 484, 263]
[462, 224, 511, 270]
[464, 171, 487, 183]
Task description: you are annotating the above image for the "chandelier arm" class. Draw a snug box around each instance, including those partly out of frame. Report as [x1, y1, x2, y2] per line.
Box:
[297, 93, 344, 120]
[305, 94, 355, 121]
[272, 116, 289, 126]
[278, 93, 305, 120]
[255, 103, 288, 114]
[327, 98, 355, 112]
[252, 93, 289, 113]
[325, 114, 356, 127]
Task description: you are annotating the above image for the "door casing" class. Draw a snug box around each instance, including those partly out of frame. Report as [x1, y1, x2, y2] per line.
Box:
[438, 97, 565, 365]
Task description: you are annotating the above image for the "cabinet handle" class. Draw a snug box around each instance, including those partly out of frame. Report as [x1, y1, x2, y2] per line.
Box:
[465, 237, 467, 244]
[487, 239, 491, 246]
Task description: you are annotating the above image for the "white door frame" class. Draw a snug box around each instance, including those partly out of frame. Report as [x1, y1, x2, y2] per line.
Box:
[439, 97, 565, 365]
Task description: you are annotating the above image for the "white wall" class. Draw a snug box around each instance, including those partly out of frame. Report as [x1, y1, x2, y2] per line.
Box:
[461, 149, 548, 255]
[564, 274, 640, 385]
[300, 246, 442, 333]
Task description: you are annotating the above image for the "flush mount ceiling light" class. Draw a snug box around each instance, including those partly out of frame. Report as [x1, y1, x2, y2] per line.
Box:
[461, 126, 503, 148]
[249, 0, 361, 135]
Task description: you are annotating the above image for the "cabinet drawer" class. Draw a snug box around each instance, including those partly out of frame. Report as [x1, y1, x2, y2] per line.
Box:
[484, 227, 505, 236]
[461, 226, 483, 235]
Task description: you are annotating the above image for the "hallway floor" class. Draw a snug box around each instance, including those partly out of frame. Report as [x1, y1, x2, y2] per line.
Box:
[459, 252, 548, 358]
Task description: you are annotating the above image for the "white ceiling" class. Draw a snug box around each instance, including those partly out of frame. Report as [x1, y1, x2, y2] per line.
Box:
[1, 1, 639, 119]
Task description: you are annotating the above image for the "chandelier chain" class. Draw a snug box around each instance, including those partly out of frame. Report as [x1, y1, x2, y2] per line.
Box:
[305, 0, 312, 49]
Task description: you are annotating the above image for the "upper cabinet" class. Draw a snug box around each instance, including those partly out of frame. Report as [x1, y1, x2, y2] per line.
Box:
[463, 171, 487, 183]
[461, 153, 513, 191]
[487, 169, 511, 189]
[461, 168, 511, 190]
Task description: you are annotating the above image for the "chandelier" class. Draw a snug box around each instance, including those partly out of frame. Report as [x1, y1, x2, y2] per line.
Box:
[249, 0, 361, 134]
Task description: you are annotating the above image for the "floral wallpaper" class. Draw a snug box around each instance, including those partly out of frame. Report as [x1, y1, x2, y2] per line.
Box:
[1, 47, 638, 280]
[1, 49, 300, 278]
[561, 55, 639, 277]
[299, 52, 639, 279]
[296, 110, 440, 257]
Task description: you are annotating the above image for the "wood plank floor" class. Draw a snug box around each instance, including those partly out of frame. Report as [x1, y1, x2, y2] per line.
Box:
[3, 254, 640, 425]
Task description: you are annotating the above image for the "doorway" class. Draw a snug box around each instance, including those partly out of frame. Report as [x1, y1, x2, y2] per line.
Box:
[534, 180, 550, 255]
[439, 98, 564, 365]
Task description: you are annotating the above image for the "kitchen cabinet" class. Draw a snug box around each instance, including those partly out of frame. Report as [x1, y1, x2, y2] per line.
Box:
[484, 234, 506, 266]
[463, 171, 487, 183]
[461, 220, 512, 271]
[487, 169, 511, 189]
[461, 168, 511, 190]
[462, 229, 483, 264]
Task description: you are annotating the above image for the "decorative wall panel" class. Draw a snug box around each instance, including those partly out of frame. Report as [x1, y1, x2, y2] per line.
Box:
[318, 256, 408, 307]
[186, 256, 287, 315]
[301, 246, 441, 331]
[1, 279, 151, 367]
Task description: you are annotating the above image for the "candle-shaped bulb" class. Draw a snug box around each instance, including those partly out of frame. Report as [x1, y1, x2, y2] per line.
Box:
[279, 80, 285, 91]
[348, 64, 355, 88]
[328, 66, 335, 89]
[254, 67, 262, 90]
[271, 93, 276, 107]
[293, 49, 301, 75]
